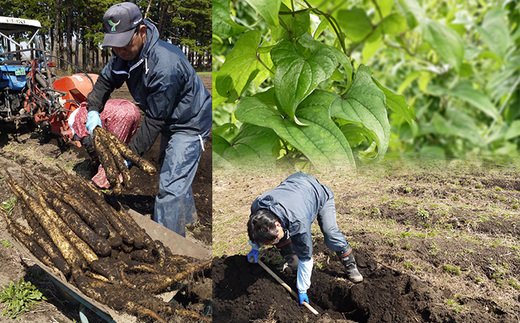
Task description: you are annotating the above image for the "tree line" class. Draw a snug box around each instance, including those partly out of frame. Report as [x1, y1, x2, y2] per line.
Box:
[0, 0, 211, 72]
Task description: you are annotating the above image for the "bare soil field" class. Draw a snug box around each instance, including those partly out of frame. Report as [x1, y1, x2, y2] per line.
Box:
[212, 160, 520, 322]
[0, 74, 212, 322]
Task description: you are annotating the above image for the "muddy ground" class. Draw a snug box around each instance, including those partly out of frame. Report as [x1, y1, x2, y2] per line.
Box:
[212, 160, 520, 322]
[0, 74, 212, 322]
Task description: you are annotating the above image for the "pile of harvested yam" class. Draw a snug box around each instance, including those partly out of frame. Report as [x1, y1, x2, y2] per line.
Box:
[2, 169, 210, 322]
[93, 127, 156, 194]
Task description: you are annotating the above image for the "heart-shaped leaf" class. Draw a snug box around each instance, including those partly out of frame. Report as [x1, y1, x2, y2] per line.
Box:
[215, 31, 269, 101]
[271, 35, 339, 122]
[331, 65, 390, 157]
[236, 90, 355, 169]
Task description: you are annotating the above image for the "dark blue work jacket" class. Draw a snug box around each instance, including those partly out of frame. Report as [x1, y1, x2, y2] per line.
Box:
[89, 20, 211, 155]
[250, 172, 333, 261]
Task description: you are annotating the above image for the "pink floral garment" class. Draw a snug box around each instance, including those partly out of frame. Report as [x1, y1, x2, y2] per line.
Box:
[71, 99, 141, 188]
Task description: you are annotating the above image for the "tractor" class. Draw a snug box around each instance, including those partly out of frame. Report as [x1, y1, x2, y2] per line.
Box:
[0, 16, 97, 145]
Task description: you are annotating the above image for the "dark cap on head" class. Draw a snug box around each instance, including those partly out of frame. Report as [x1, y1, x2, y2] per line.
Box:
[102, 2, 143, 48]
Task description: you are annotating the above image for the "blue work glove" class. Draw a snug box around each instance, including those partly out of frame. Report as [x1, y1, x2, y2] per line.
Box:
[86, 111, 102, 134]
[298, 292, 309, 305]
[247, 249, 259, 263]
[124, 159, 133, 169]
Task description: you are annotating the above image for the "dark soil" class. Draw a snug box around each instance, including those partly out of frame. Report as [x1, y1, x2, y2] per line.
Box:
[213, 242, 515, 323]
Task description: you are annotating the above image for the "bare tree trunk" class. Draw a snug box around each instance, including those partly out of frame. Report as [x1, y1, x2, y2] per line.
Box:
[90, 41, 94, 71]
[158, 1, 169, 36]
[50, 27, 54, 60]
[53, 0, 62, 69]
[82, 32, 88, 71]
[75, 31, 80, 69]
[66, 5, 73, 72]
[197, 52, 202, 70]
[95, 48, 99, 69]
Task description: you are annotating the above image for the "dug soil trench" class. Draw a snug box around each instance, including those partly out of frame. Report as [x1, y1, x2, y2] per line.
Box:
[212, 161, 520, 323]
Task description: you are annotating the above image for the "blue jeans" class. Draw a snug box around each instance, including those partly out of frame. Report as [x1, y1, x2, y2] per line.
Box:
[317, 197, 351, 254]
[153, 132, 206, 236]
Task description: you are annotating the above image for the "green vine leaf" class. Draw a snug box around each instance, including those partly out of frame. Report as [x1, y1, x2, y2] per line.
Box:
[450, 82, 498, 120]
[273, 4, 310, 40]
[423, 20, 464, 71]
[244, 0, 282, 27]
[380, 13, 408, 35]
[271, 35, 339, 123]
[331, 65, 390, 157]
[212, 0, 245, 39]
[479, 8, 512, 59]
[430, 108, 483, 146]
[505, 120, 520, 141]
[215, 31, 266, 101]
[373, 78, 415, 126]
[236, 90, 355, 169]
[215, 123, 280, 164]
[336, 8, 373, 42]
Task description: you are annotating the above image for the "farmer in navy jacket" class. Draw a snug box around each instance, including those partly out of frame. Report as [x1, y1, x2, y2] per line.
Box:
[85, 2, 211, 236]
[247, 172, 363, 306]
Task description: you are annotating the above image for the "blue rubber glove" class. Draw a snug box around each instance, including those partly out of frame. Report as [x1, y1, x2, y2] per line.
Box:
[124, 159, 133, 169]
[86, 111, 102, 134]
[246, 249, 259, 263]
[298, 292, 309, 305]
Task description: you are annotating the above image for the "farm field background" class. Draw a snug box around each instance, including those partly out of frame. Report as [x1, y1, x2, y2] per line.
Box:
[212, 160, 520, 322]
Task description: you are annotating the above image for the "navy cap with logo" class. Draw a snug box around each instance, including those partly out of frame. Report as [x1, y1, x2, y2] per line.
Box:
[102, 2, 143, 48]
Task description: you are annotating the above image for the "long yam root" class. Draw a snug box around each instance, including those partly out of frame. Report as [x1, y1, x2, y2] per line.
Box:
[24, 172, 112, 257]
[22, 172, 98, 263]
[4, 171, 209, 321]
[115, 208, 151, 249]
[75, 274, 168, 323]
[7, 216, 71, 276]
[35, 174, 111, 239]
[93, 132, 122, 194]
[127, 263, 159, 274]
[3, 202, 72, 276]
[33, 189, 98, 264]
[129, 249, 156, 264]
[135, 260, 211, 294]
[175, 309, 211, 322]
[95, 127, 132, 186]
[5, 175, 86, 270]
[3, 211, 55, 269]
[170, 260, 212, 283]
[45, 195, 111, 256]
[58, 166, 103, 199]
[126, 301, 167, 323]
[94, 127, 156, 175]
[60, 177, 136, 246]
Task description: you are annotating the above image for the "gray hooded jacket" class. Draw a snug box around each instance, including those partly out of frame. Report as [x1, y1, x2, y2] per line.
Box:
[250, 172, 333, 261]
[87, 20, 211, 155]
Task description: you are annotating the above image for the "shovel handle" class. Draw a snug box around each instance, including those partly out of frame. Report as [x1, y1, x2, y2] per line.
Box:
[258, 260, 319, 315]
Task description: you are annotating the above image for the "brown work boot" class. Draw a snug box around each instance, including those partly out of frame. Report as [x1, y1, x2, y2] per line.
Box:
[340, 252, 363, 283]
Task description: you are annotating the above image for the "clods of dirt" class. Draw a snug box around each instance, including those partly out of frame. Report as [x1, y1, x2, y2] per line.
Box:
[212, 243, 514, 323]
